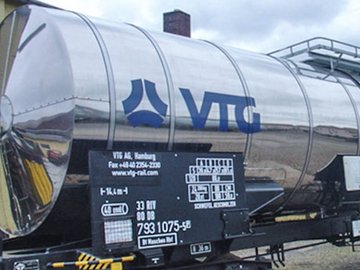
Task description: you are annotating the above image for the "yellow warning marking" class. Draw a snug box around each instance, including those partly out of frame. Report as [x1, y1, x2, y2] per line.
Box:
[275, 212, 318, 222]
[78, 253, 86, 261]
[52, 262, 65, 268]
[111, 262, 122, 270]
[70, 253, 134, 270]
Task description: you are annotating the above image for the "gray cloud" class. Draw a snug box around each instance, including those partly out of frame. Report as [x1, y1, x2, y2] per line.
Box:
[42, 0, 357, 52]
[187, 0, 348, 50]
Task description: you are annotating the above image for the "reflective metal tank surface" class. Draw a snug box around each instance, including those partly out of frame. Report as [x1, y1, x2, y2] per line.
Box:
[0, 5, 359, 238]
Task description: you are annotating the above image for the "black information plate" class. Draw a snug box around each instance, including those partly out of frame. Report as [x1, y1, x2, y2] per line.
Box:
[89, 151, 247, 254]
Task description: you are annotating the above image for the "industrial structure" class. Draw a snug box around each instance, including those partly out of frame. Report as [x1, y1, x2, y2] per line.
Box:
[0, 0, 51, 19]
[1, 4, 360, 270]
[0, 0, 21, 19]
[163, 9, 191, 37]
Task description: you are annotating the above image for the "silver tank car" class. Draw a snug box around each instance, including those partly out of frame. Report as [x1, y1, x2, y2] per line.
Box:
[1, 5, 360, 238]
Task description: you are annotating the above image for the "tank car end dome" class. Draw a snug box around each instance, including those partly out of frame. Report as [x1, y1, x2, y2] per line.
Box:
[0, 5, 75, 238]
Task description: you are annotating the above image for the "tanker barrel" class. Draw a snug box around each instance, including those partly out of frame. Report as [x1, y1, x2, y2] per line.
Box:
[1, 5, 360, 239]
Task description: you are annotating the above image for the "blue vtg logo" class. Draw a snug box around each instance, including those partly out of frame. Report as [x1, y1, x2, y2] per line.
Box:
[122, 79, 260, 133]
[179, 88, 260, 133]
[122, 79, 168, 127]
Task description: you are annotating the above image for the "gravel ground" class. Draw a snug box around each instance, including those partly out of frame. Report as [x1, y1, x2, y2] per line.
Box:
[233, 241, 360, 269]
[282, 242, 359, 270]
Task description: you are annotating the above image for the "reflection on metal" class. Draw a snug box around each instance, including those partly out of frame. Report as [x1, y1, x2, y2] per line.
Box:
[0, 6, 74, 238]
[17, 23, 46, 53]
[333, 76, 360, 154]
[267, 56, 314, 212]
[0, 95, 13, 140]
[0, 12, 16, 94]
[0, 149, 17, 234]
[73, 12, 116, 150]
[23, 159, 52, 206]
[128, 23, 176, 151]
[1, 6, 360, 238]
[204, 40, 253, 160]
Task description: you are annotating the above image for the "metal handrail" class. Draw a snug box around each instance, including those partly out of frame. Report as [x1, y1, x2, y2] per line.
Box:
[268, 37, 360, 60]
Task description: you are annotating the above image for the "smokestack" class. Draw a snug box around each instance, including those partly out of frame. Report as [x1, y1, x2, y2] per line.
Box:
[163, 9, 191, 37]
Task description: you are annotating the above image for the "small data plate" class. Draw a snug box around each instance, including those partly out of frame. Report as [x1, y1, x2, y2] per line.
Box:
[13, 260, 39, 270]
[352, 220, 360, 237]
[190, 242, 212, 255]
[343, 156, 360, 191]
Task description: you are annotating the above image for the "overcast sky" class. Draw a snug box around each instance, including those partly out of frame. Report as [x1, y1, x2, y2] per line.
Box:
[40, 0, 359, 53]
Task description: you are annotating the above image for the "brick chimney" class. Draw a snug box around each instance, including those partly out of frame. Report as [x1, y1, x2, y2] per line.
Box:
[163, 9, 191, 37]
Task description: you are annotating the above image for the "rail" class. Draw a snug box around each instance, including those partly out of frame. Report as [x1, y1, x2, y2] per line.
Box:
[268, 37, 360, 73]
[269, 37, 360, 59]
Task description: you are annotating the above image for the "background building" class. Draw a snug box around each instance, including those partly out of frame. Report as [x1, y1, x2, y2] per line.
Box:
[0, 0, 52, 21]
[0, 0, 21, 20]
[163, 9, 191, 37]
